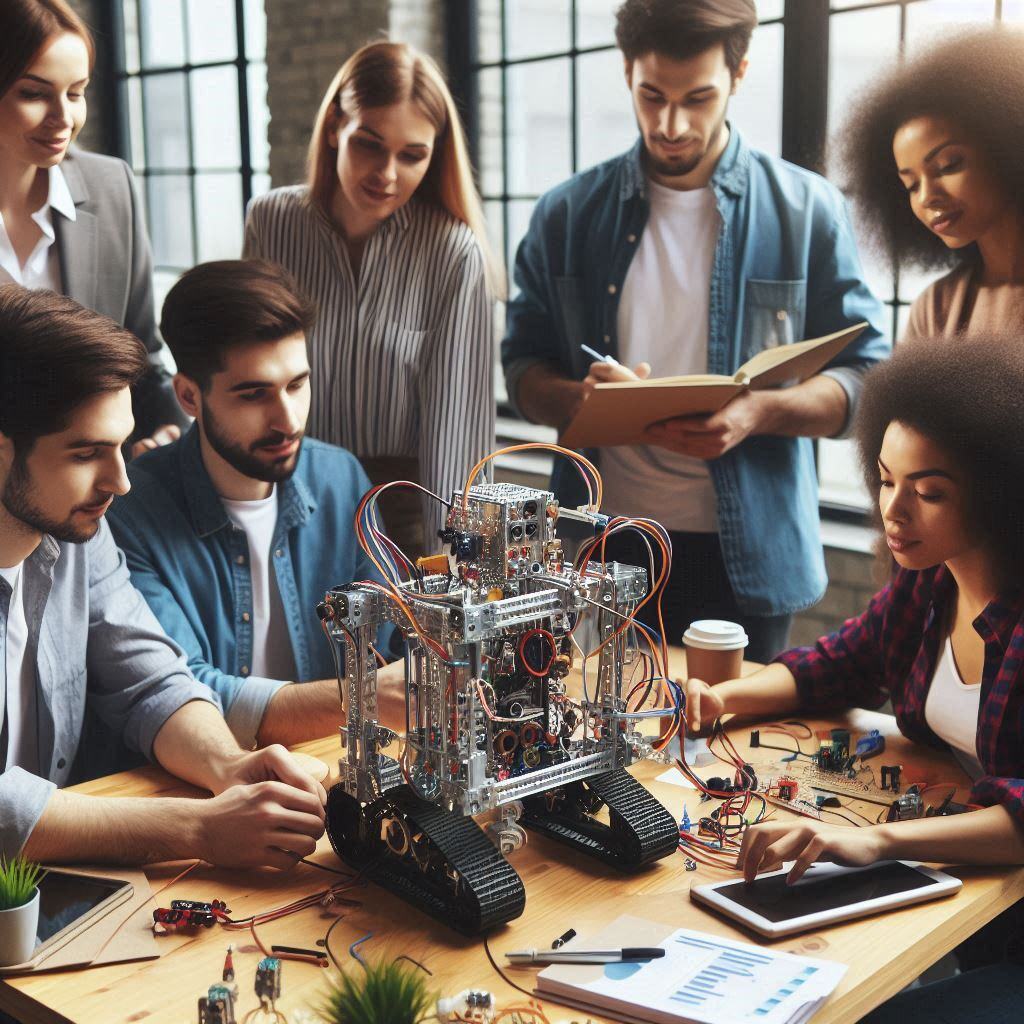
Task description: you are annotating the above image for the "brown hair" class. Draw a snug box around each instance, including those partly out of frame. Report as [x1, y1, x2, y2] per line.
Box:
[160, 259, 317, 389]
[838, 27, 1024, 272]
[614, 0, 757, 75]
[0, 285, 148, 451]
[0, 0, 95, 100]
[306, 40, 504, 296]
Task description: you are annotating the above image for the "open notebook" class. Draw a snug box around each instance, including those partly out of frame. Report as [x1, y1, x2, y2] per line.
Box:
[535, 914, 847, 1024]
[560, 322, 867, 448]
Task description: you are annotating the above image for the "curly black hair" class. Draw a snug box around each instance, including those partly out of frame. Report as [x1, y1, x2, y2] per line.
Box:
[837, 27, 1024, 271]
[854, 332, 1024, 585]
[614, 0, 757, 75]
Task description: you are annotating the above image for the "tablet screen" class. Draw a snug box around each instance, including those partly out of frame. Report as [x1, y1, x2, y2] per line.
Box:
[36, 872, 129, 945]
[712, 862, 940, 923]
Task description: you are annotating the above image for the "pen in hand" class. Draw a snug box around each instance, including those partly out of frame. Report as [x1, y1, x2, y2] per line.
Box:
[581, 343, 621, 367]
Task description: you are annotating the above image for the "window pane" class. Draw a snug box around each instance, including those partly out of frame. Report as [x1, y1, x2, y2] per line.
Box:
[244, 0, 267, 58]
[828, 7, 901, 136]
[506, 0, 570, 62]
[252, 172, 272, 199]
[818, 438, 869, 509]
[904, 0, 996, 53]
[895, 263, 946, 312]
[122, 0, 140, 73]
[147, 174, 194, 267]
[758, 0, 783, 19]
[190, 66, 240, 169]
[248, 61, 270, 172]
[195, 173, 244, 261]
[186, 0, 236, 64]
[576, 0, 618, 49]
[477, 0, 501, 64]
[577, 49, 636, 172]
[126, 77, 146, 170]
[507, 58, 571, 194]
[479, 67, 503, 197]
[140, 0, 185, 68]
[143, 72, 190, 168]
[729, 21, 782, 157]
[1003, 0, 1024, 21]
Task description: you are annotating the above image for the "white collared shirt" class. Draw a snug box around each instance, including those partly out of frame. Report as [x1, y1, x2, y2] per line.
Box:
[0, 164, 77, 290]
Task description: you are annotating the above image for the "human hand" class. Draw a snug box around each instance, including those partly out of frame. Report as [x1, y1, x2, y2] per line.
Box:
[198, 779, 327, 869]
[643, 390, 762, 459]
[736, 819, 889, 885]
[682, 677, 728, 734]
[582, 359, 651, 396]
[212, 744, 329, 806]
[130, 423, 182, 458]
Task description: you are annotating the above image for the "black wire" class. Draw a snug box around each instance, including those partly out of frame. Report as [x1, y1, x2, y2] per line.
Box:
[299, 857, 356, 878]
[394, 954, 433, 976]
[483, 934, 536, 999]
[818, 806, 867, 828]
[320, 915, 347, 971]
[756, 740, 814, 760]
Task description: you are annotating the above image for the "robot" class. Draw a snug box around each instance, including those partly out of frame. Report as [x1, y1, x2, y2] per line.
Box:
[319, 460, 680, 934]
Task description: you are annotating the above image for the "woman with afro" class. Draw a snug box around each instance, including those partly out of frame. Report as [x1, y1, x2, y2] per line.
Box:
[839, 27, 1024, 340]
[684, 333, 1024, 1021]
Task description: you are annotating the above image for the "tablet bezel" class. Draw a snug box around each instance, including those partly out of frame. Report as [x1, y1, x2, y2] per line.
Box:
[33, 870, 134, 958]
[689, 860, 962, 938]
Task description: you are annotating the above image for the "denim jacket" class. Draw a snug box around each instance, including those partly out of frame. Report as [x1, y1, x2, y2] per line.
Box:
[107, 425, 380, 749]
[0, 520, 217, 857]
[502, 129, 890, 615]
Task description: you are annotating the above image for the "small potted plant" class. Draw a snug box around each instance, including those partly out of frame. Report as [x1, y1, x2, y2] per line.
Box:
[318, 958, 434, 1024]
[0, 856, 42, 967]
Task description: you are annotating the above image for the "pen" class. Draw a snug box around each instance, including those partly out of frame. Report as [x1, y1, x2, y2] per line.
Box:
[580, 343, 621, 367]
[505, 947, 666, 965]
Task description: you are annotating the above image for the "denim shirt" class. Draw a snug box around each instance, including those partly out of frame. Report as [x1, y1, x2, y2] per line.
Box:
[502, 129, 891, 616]
[0, 520, 217, 858]
[107, 425, 381, 749]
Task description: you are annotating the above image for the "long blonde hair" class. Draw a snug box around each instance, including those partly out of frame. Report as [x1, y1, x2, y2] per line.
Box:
[307, 41, 504, 298]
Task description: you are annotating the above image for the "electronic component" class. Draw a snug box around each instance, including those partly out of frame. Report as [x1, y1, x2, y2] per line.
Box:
[322, 480, 678, 933]
[777, 777, 797, 802]
[886, 785, 924, 822]
[198, 984, 236, 1024]
[437, 989, 494, 1022]
[855, 729, 885, 759]
[881, 764, 903, 793]
[254, 957, 282, 1002]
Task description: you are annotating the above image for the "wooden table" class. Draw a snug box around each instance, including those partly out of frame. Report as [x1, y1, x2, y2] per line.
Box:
[4, 664, 1024, 1023]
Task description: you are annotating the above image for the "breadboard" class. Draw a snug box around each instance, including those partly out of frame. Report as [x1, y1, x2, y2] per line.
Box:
[754, 759, 893, 807]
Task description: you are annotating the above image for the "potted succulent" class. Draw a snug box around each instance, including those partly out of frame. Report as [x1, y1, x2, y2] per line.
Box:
[318, 959, 434, 1024]
[0, 856, 42, 967]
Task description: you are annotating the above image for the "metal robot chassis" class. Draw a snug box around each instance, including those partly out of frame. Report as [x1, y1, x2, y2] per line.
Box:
[318, 482, 678, 934]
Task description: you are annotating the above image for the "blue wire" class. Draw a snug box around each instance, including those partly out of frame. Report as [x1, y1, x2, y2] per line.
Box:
[349, 932, 373, 969]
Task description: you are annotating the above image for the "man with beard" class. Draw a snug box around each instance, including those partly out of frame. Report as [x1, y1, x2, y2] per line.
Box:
[0, 284, 327, 866]
[502, 0, 890, 662]
[107, 260, 403, 757]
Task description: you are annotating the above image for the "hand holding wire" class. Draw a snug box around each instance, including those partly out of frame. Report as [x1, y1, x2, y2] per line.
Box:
[682, 677, 726, 734]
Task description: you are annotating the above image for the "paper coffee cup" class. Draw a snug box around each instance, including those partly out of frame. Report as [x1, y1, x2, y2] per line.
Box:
[683, 619, 748, 686]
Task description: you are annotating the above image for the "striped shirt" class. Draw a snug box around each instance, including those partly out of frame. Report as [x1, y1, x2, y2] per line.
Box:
[243, 186, 494, 539]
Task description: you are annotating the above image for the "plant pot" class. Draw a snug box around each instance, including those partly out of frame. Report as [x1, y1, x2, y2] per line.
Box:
[0, 888, 39, 967]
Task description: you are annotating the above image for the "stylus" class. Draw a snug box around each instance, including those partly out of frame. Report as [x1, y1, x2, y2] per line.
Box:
[505, 947, 666, 964]
[580, 343, 621, 366]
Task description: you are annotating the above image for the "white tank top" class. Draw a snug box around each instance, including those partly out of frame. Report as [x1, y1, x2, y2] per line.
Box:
[923, 636, 984, 781]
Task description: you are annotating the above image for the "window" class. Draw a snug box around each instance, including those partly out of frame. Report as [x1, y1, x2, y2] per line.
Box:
[819, 0, 1024, 511]
[115, 0, 270, 304]
[472, 0, 1020, 515]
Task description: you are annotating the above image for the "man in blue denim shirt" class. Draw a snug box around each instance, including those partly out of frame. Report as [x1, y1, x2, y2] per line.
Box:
[107, 261, 404, 753]
[502, 0, 890, 661]
[0, 286, 326, 865]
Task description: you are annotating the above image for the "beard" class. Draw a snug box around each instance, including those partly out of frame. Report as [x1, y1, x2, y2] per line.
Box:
[2, 454, 100, 544]
[642, 107, 728, 180]
[202, 399, 304, 484]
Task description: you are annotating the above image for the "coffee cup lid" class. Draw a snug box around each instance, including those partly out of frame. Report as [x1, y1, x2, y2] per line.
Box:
[682, 619, 749, 651]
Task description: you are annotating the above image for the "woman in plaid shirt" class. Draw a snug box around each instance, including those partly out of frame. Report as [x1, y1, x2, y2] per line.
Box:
[684, 333, 1024, 881]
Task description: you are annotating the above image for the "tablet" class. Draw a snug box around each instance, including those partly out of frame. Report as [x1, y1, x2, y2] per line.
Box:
[34, 870, 133, 957]
[690, 860, 962, 937]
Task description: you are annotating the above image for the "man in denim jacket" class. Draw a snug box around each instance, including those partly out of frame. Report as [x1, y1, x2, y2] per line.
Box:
[0, 285, 326, 865]
[502, 0, 890, 660]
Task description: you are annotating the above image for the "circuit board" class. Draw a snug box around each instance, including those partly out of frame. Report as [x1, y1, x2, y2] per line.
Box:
[760, 759, 894, 807]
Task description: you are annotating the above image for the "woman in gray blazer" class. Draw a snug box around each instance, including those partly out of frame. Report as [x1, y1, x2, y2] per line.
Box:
[0, 0, 184, 445]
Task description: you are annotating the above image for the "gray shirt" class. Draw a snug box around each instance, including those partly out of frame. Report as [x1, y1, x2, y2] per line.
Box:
[0, 519, 218, 858]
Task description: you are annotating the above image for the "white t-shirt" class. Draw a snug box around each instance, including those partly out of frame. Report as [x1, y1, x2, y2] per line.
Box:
[924, 635, 984, 781]
[0, 562, 38, 774]
[600, 180, 721, 531]
[221, 489, 297, 682]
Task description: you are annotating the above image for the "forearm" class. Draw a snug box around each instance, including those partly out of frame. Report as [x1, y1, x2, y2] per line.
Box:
[255, 663, 407, 748]
[750, 374, 848, 439]
[716, 664, 803, 718]
[152, 699, 245, 794]
[877, 803, 1024, 866]
[23, 790, 205, 865]
[515, 362, 585, 430]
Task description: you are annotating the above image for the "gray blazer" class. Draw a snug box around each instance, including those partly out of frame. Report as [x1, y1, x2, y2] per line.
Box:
[54, 148, 186, 437]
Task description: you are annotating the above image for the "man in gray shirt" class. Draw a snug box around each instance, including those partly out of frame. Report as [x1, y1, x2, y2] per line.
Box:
[0, 284, 326, 867]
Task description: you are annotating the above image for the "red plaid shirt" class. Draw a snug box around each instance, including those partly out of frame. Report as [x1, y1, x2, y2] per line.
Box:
[775, 564, 1024, 825]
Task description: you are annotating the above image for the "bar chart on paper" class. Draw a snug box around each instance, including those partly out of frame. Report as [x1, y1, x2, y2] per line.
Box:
[537, 917, 848, 1024]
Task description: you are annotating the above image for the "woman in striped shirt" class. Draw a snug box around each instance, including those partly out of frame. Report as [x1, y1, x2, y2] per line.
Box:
[244, 41, 500, 556]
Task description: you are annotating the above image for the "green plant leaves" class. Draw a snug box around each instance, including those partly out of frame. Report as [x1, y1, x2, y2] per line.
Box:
[318, 958, 434, 1024]
[0, 856, 42, 912]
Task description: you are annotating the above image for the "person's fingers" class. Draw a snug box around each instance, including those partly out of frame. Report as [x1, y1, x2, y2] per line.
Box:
[254, 779, 326, 819]
[265, 831, 320, 859]
[259, 846, 304, 871]
[256, 802, 327, 840]
[633, 361, 652, 379]
[739, 825, 782, 882]
[787, 835, 827, 885]
[262, 746, 328, 804]
[684, 680, 702, 732]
